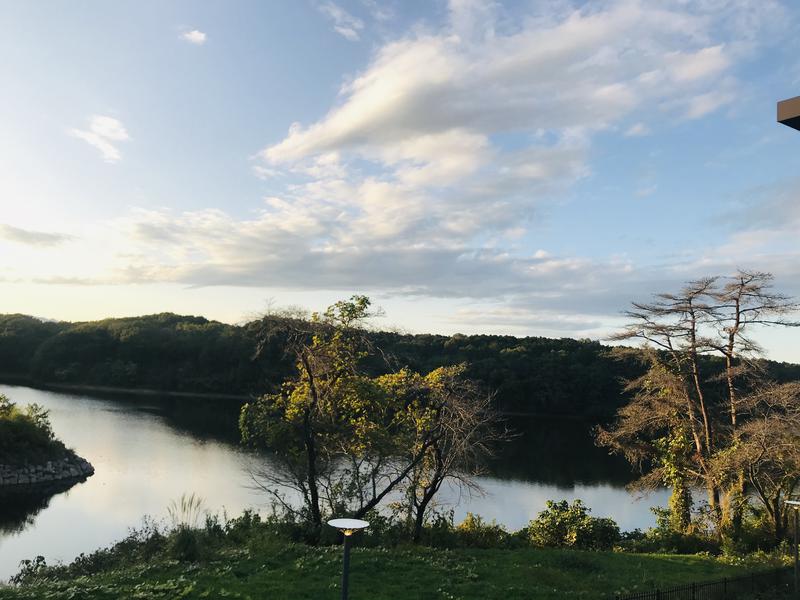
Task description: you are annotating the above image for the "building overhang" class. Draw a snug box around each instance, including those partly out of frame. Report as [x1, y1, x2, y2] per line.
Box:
[778, 96, 800, 131]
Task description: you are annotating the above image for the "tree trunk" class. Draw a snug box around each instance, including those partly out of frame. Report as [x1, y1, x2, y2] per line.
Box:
[725, 301, 744, 539]
[773, 497, 785, 542]
[412, 495, 430, 543]
[352, 439, 434, 520]
[708, 484, 723, 534]
[669, 480, 692, 533]
[303, 419, 322, 529]
[730, 473, 745, 539]
[300, 352, 323, 531]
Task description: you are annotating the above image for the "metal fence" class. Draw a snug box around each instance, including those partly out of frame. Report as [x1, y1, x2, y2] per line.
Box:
[616, 567, 792, 600]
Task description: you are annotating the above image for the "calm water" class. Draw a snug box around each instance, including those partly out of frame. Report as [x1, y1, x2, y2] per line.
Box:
[0, 384, 668, 581]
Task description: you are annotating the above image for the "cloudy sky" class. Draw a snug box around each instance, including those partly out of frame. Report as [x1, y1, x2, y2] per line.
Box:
[2, 0, 800, 360]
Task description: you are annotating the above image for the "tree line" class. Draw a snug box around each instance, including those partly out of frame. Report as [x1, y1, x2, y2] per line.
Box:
[2, 310, 798, 419]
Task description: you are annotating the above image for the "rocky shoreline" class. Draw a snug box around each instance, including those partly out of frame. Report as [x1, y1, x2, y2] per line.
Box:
[0, 453, 94, 487]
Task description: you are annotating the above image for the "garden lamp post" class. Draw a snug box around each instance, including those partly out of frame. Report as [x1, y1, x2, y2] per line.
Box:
[785, 499, 800, 594]
[328, 518, 369, 600]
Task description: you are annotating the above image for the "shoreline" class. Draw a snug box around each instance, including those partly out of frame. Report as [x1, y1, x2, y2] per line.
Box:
[0, 375, 251, 403]
[0, 451, 94, 488]
[0, 376, 604, 420]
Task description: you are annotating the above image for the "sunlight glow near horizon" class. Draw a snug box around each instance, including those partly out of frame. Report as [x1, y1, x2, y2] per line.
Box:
[1, 0, 799, 362]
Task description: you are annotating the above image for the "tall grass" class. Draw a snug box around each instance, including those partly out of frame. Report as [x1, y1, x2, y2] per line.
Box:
[166, 493, 206, 530]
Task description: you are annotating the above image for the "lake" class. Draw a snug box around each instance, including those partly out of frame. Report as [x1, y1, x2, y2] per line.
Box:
[0, 384, 669, 581]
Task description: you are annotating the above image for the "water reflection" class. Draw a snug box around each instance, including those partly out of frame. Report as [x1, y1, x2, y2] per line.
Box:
[0, 384, 666, 581]
[492, 418, 635, 487]
[0, 481, 83, 535]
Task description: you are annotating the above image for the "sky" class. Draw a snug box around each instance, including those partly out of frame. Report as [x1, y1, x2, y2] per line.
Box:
[1, 0, 800, 361]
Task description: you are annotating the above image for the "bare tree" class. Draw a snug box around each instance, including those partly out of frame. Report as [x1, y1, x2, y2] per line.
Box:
[597, 352, 698, 532]
[602, 271, 798, 538]
[706, 271, 800, 534]
[607, 278, 723, 526]
[402, 365, 508, 542]
[712, 382, 800, 541]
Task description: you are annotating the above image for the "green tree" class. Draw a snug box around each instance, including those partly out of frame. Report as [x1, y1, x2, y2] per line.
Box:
[240, 297, 435, 533]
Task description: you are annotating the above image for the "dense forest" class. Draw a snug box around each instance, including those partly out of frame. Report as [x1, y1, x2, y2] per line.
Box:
[1, 312, 798, 418]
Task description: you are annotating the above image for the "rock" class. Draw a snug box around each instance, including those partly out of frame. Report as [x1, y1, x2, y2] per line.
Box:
[0, 452, 95, 488]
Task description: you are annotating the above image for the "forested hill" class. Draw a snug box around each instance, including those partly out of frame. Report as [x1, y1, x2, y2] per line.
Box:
[1, 313, 798, 419]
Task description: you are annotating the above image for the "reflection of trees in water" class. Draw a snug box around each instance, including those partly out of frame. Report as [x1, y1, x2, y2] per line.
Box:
[156, 397, 242, 443]
[84, 391, 244, 445]
[155, 402, 638, 488]
[61, 391, 639, 488]
[0, 480, 80, 535]
[152, 400, 639, 489]
[491, 418, 636, 487]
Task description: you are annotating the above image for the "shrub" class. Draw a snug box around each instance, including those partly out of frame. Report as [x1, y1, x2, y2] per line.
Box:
[617, 508, 718, 554]
[527, 499, 620, 550]
[168, 527, 201, 562]
[10, 556, 48, 585]
[454, 513, 510, 548]
[418, 509, 457, 547]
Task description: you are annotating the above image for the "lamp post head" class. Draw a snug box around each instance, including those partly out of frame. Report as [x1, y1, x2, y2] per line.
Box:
[328, 518, 369, 537]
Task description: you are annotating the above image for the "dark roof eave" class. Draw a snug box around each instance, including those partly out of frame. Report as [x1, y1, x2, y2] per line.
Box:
[778, 96, 800, 131]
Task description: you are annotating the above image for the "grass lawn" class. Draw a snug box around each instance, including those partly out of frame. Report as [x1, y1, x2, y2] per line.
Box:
[0, 541, 765, 600]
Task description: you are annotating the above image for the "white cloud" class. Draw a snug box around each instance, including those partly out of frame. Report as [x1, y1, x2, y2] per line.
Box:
[0, 224, 73, 246]
[448, 305, 605, 334]
[684, 90, 735, 119]
[317, 2, 364, 41]
[635, 184, 657, 198]
[264, 4, 735, 165]
[666, 45, 730, 82]
[68, 115, 130, 163]
[181, 29, 207, 45]
[254, 0, 757, 258]
[360, 0, 393, 22]
[624, 122, 650, 137]
[252, 165, 282, 180]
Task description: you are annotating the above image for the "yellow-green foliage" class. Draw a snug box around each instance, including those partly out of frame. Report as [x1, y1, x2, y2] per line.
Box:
[238, 296, 488, 524]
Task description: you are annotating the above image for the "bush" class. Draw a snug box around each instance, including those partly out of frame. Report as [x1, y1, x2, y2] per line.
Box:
[527, 499, 620, 550]
[454, 513, 510, 548]
[617, 508, 719, 554]
[720, 505, 787, 555]
[417, 509, 457, 547]
[10, 556, 48, 585]
[168, 527, 201, 562]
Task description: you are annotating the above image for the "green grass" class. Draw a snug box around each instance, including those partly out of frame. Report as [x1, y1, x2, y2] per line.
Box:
[0, 540, 766, 600]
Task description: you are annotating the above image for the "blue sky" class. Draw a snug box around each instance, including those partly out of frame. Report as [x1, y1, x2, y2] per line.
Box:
[2, 0, 800, 361]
